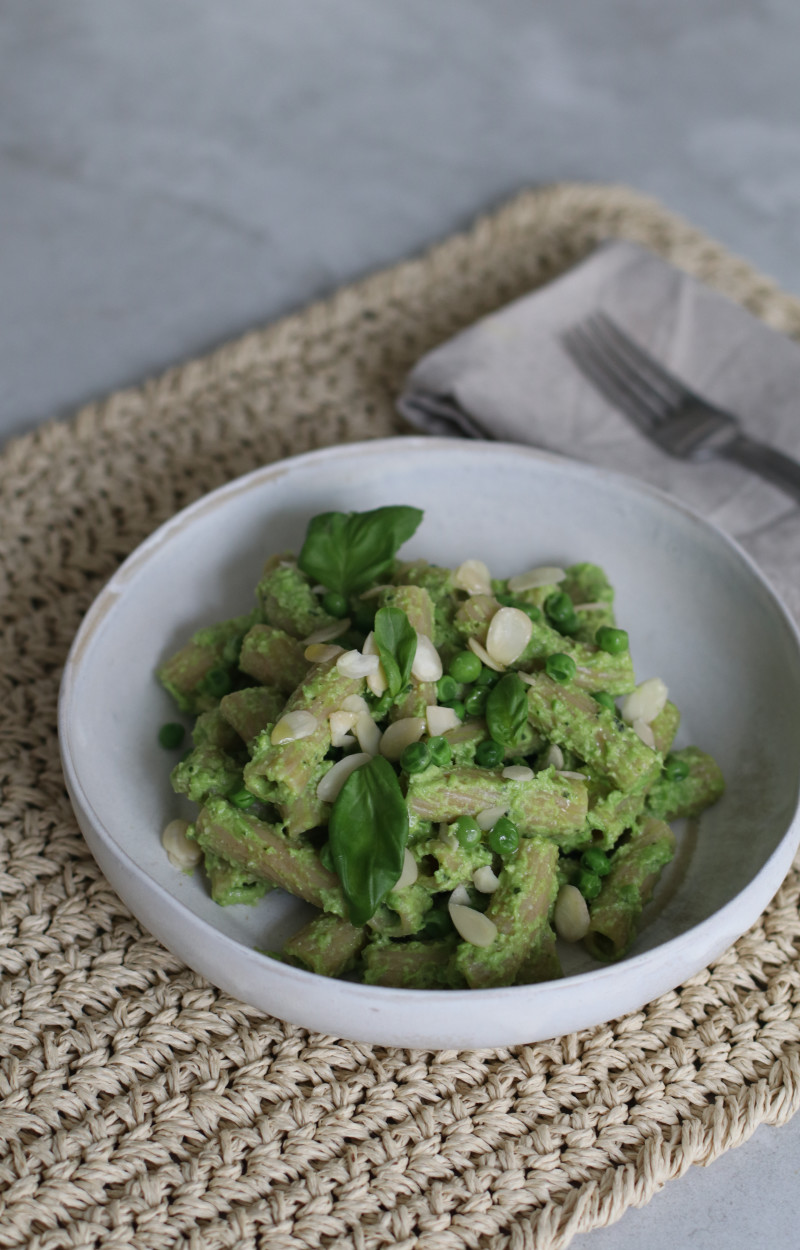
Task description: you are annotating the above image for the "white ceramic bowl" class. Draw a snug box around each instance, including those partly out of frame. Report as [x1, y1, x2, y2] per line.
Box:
[59, 438, 800, 1048]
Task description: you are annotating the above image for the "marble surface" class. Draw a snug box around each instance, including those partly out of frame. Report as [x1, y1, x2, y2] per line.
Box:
[3, 2, 800, 1246]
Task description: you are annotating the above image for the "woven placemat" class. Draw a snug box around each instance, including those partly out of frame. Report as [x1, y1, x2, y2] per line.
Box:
[2, 182, 800, 1250]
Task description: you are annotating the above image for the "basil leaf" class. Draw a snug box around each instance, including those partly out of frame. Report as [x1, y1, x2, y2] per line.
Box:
[329, 755, 409, 926]
[373, 605, 417, 698]
[297, 505, 423, 596]
[485, 672, 529, 745]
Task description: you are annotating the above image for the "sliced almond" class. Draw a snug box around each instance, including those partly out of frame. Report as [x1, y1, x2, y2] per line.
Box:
[270, 710, 318, 744]
[316, 752, 371, 803]
[359, 584, 391, 600]
[411, 632, 443, 682]
[476, 805, 508, 831]
[486, 607, 533, 667]
[336, 649, 381, 679]
[631, 717, 656, 749]
[379, 717, 426, 761]
[556, 770, 588, 781]
[354, 711, 382, 756]
[304, 643, 345, 664]
[394, 848, 419, 890]
[453, 559, 492, 597]
[545, 744, 565, 770]
[507, 566, 566, 592]
[553, 884, 591, 943]
[439, 822, 458, 848]
[467, 636, 505, 672]
[162, 819, 202, 871]
[363, 632, 389, 696]
[303, 619, 351, 645]
[329, 710, 358, 746]
[449, 903, 497, 947]
[449, 883, 471, 907]
[425, 705, 461, 736]
[621, 677, 669, 726]
[502, 764, 534, 782]
[341, 693, 370, 715]
[472, 865, 500, 894]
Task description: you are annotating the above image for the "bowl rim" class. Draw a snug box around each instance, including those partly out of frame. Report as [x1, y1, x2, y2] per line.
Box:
[58, 436, 800, 1013]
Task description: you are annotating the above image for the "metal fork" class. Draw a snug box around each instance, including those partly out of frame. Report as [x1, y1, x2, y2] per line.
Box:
[563, 311, 800, 505]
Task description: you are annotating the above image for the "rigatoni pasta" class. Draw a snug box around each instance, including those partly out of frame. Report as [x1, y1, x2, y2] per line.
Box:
[156, 505, 724, 988]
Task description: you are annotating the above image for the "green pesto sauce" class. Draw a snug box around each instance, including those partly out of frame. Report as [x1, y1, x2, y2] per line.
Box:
[192, 707, 242, 752]
[256, 562, 335, 638]
[646, 746, 725, 820]
[395, 561, 462, 656]
[380, 881, 435, 935]
[416, 835, 492, 891]
[171, 745, 243, 805]
[204, 851, 273, 906]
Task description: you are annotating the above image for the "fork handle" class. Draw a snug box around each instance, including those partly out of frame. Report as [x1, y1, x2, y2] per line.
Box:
[719, 433, 800, 506]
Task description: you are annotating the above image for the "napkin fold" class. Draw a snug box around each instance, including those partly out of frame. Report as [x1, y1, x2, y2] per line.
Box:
[397, 241, 800, 622]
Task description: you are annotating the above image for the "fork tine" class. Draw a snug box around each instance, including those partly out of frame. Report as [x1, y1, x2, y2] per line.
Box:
[588, 313, 687, 406]
[579, 317, 674, 420]
[563, 325, 668, 432]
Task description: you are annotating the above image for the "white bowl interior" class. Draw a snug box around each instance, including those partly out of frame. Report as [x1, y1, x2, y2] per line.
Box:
[60, 439, 800, 1046]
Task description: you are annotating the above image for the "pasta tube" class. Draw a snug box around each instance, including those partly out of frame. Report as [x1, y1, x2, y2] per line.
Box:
[239, 624, 310, 694]
[583, 816, 676, 961]
[455, 836, 561, 988]
[195, 797, 345, 914]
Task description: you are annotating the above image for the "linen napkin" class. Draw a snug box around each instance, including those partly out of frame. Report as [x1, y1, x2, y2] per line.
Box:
[397, 240, 800, 623]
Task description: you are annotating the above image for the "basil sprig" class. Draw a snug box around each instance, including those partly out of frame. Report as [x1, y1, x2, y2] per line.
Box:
[485, 672, 529, 746]
[329, 755, 409, 926]
[373, 605, 417, 698]
[297, 505, 423, 597]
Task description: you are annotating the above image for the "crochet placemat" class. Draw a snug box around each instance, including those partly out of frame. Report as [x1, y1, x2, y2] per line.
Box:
[2, 183, 800, 1250]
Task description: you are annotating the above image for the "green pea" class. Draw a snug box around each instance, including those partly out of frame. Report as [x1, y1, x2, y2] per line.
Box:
[474, 665, 501, 688]
[545, 652, 577, 684]
[322, 591, 349, 618]
[401, 740, 431, 774]
[577, 869, 602, 900]
[229, 787, 256, 809]
[442, 699, 465, 721]
[464, 687, 488, 716]
[475, 739, 504, 768]
[427, 736, 452, 767]
[158, 722, 185, 749]
[496, 593, 542, 622]
[664, 754, 689, 781]
[202, 667, 233, 698]
[591, 691, 617, 714]
[581, 847, 611, 877]
[519, 603, 543, 622]
[595, 626, 629, 655]
[488, 816, 519, 855]
[545, 591, 579, 634]
[437, 674, 460, 703]
[454, 815, 482, 849]
[448, 650, 483, 684]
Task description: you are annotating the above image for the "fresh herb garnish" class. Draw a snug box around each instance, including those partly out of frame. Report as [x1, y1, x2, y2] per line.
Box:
[373, 605, 417, 698]
[485, 672, 529, 746]
[328, 755, 409, 926]
[297, 505, 423, 596]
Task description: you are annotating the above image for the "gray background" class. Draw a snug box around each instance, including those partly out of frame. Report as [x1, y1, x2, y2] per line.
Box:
[3, 2, 800, 1245]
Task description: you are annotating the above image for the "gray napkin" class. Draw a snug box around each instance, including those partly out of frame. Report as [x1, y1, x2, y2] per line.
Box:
[397, 240, 800, 622]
